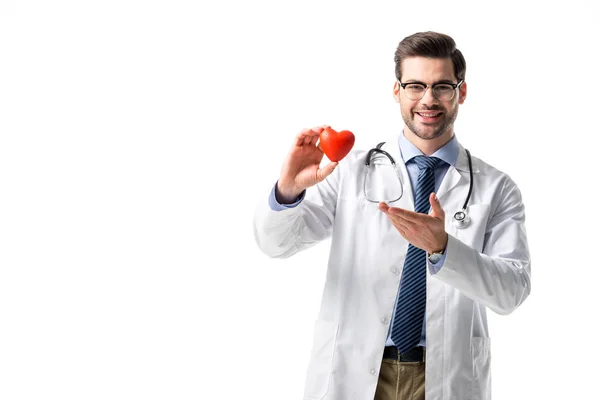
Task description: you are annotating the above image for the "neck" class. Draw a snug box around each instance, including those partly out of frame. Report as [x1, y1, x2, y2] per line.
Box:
[403, 127, 454, 156]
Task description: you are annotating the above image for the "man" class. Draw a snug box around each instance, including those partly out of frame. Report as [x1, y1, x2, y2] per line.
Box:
[253, 31, 531, 400]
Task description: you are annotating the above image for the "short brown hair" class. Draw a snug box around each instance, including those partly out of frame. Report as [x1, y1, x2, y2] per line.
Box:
[394, 31, 466, 82]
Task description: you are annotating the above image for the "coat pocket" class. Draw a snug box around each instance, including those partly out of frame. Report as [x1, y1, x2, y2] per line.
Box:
[454, 204, 491, 253]
[470, 337, 492, 400]
[304, 320, 339, 400]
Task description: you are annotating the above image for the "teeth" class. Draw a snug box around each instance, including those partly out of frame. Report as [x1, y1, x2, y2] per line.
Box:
[418, 113, 440, 117]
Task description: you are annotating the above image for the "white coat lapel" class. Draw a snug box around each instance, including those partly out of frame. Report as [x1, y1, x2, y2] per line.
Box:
[433, 142, 480, 202]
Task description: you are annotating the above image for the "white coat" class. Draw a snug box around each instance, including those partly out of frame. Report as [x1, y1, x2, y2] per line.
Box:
[253, 136, 531, 400]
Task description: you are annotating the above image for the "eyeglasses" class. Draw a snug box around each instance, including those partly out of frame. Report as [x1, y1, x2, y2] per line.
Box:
[399, 80, 463, 101]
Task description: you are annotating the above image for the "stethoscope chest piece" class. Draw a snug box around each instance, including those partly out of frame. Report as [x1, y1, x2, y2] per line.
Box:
[452, 209, 470, 229]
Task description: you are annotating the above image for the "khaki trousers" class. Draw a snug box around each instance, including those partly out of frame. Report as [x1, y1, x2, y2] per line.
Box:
[373, 358, 425, 400]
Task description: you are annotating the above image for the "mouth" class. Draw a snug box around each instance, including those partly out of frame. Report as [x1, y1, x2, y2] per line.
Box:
[415, 111, 443, 123]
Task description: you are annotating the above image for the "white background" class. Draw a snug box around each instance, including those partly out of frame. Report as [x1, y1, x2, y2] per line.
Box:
[1, 1, 599, 399]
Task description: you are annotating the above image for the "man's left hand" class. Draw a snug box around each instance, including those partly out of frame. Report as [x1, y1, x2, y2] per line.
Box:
[379, 192, 448, 254]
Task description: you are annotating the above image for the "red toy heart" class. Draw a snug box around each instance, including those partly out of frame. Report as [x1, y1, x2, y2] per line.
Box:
[319, 127, 355, 162]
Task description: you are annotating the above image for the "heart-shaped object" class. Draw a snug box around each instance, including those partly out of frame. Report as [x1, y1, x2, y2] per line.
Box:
[319, 127, 355, 162]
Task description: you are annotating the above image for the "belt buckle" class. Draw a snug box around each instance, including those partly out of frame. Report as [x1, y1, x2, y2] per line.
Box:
[399, 347, 425, 363]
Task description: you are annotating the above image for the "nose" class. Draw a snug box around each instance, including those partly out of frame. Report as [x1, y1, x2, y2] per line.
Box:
[420, 86, 438, 105]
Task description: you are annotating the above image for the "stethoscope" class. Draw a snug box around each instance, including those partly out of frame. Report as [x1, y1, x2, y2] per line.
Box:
[365, 142, 473, 229]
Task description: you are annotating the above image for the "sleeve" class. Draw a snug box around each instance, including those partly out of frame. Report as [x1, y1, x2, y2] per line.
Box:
[427, 252, 446, 274]
[253, 162, 342, 259]
[268, 181, 306, 211]
[432, 176, 531, 315]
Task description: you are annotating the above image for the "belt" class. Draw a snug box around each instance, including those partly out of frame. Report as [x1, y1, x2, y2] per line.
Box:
[382, 346, 425, 362]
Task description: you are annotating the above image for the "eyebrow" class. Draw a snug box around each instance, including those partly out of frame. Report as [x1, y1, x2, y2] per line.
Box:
[404, 79, 456, 85]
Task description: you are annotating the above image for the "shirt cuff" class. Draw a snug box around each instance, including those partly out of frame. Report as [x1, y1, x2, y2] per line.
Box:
[268, 181, 306, 211]
[427, 252, 446, 274]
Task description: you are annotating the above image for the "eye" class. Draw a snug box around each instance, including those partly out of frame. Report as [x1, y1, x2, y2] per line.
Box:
[406, 84, 425, 91]
[434, 84, 453, 93]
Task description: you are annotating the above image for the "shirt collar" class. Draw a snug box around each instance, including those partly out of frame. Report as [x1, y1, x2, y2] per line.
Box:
[398, 130, 459, 167]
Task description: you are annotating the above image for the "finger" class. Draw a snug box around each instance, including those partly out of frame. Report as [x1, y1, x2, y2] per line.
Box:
[295, 128, 321, 146]
[429, 192, 437, 207]
[378, 202, 389, 213]
[387, 206, 424, 223]
[429, 192, 444, 217]
[385, 213, 411, 230]
[316, 162, 338, 182]
[295, 129, 310, 146]
[379, 204, 412, 228]
[308, 135, 320, 148]
[312, 126, 330, 149]
[389, 221, 408, 237]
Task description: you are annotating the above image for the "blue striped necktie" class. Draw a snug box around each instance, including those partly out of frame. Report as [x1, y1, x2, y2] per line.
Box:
[391, 155, 443, 354]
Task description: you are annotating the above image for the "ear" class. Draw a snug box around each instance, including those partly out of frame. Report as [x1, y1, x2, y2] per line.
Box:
[458, 81, 467, 104]
[393, 81, 400, 103]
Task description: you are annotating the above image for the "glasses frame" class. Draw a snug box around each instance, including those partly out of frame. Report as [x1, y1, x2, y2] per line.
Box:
[398, 79, 464, 101]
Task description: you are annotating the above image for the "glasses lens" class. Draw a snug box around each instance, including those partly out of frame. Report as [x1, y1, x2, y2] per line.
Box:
[364, 159, 403, 203]
[405, 84, 425, 100]
[433, 84, 455, 101]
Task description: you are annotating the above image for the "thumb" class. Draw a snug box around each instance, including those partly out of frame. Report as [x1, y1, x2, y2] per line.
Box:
[429, 192, 444, 219]
[316, 161, 338, 182]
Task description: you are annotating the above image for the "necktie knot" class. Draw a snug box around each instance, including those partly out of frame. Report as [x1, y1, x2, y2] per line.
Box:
[412, 155, 443, 171]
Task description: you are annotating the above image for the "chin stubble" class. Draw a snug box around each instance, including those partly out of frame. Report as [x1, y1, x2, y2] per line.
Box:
[403, 107, 458, 141]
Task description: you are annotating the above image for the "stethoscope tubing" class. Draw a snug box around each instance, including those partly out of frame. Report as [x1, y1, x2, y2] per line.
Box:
[365, 142, 473, 229]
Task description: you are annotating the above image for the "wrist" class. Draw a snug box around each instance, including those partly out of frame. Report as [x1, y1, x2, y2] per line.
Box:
[276, 181, 303, 204]
[428, 234, 448, 255]
[427, 248, 445, 264]
[428, 247, 445, 256]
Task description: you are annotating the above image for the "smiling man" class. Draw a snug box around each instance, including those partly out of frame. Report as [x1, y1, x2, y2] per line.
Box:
[394, 42, 466, 155]
[254, 31, 531, 400]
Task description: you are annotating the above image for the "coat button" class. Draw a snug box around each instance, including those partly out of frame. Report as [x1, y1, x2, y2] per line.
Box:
[391, 268, 399, 275]
[381, 317, 389, 324]
[370, 368, 377, 375]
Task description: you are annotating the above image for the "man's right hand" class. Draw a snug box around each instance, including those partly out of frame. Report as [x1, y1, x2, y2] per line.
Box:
[276, 125, 339, 204]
